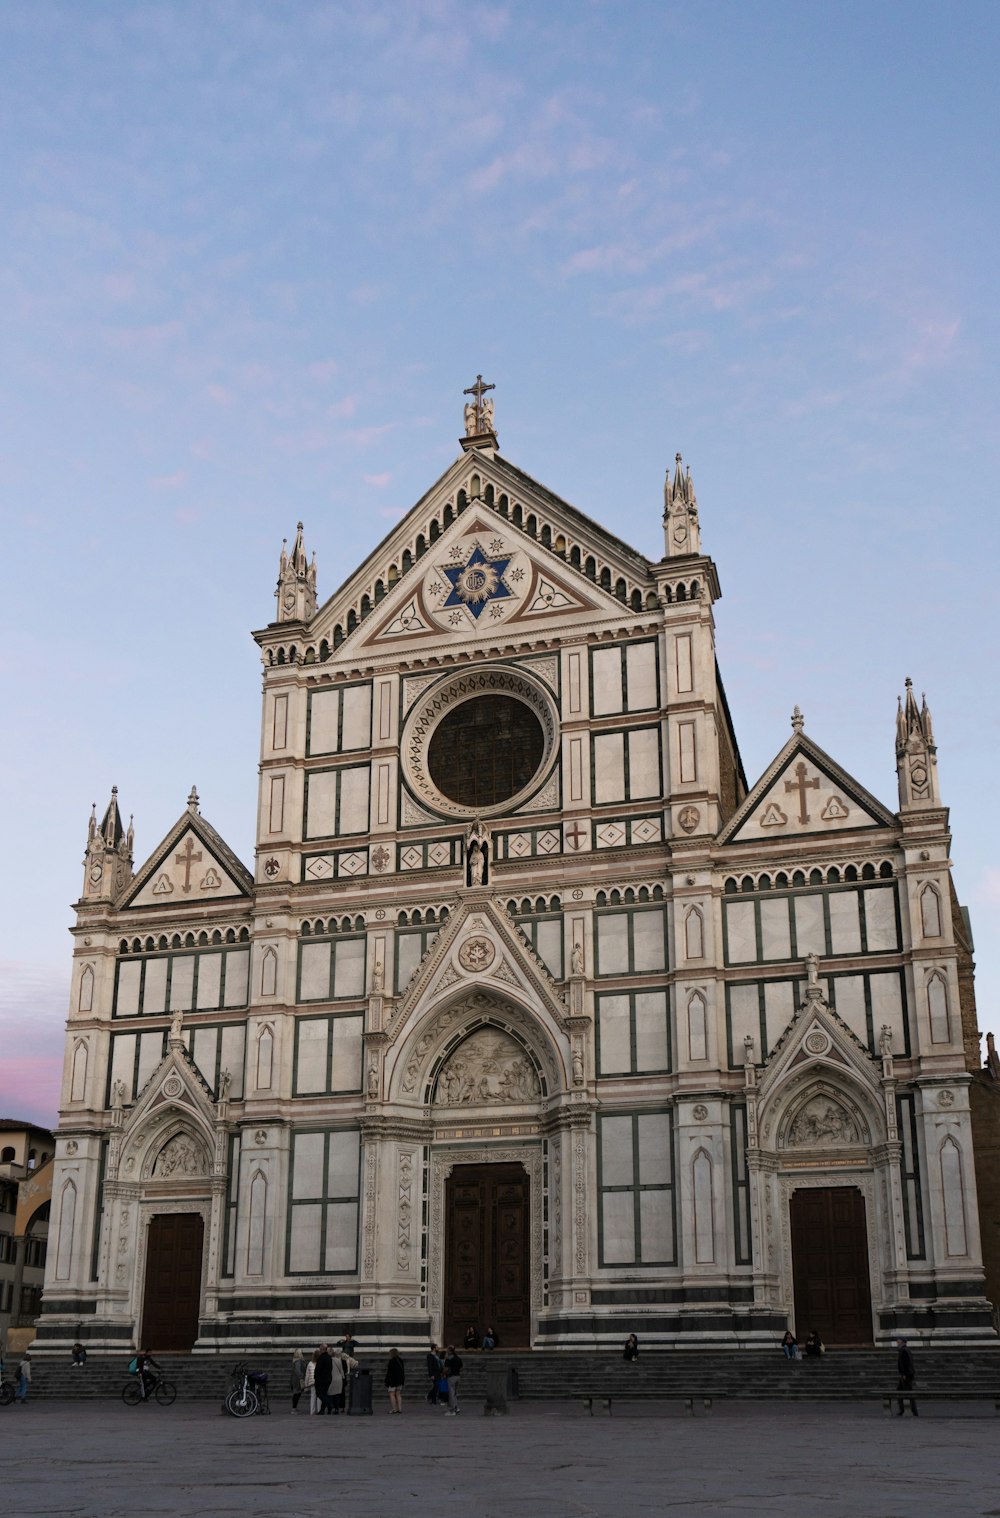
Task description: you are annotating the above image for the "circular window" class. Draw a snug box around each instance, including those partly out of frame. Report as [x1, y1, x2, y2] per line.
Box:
[428, 694, 544, 808]
[401, 666, 558, 819]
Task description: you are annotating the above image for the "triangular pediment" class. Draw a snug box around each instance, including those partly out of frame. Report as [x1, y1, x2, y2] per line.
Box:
[718, 732, 895, 845]
[386, 895, 568, 1042]
[285, 450, 657, 664]
[760, 985, 881, 1099]
[119, 809, 253, 910]
[117, 1037, 219, 1182]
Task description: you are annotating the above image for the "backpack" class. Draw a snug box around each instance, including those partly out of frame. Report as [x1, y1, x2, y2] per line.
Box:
[127, 1355, 139, 1374]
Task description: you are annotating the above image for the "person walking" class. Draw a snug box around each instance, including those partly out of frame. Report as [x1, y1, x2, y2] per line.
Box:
[290, 1348, 306, 1413]
[314, 1344, 334, 1414]
[442, 1345, 462, 1416]
[15, 1352, 31, 1404]
[385, 1348, 405, 1413]
[895, 1337, 918, 1416]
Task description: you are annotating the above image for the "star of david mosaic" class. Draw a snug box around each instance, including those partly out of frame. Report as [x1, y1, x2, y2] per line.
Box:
[439, 544, 513, 620]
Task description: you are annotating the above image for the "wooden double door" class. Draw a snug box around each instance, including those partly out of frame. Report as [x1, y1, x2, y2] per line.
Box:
[790, 1186, 873, 1345]
[140, 1213, 204, 1352]
[444, 1164, 531, 1348]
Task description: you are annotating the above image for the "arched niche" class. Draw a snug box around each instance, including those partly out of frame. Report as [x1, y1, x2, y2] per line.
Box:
[389, 990, 565, 1105]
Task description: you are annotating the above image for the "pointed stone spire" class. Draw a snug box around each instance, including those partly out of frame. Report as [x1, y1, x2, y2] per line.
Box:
[187, 785, 200, 815]
[662, 452, 701, 557]
[83, 786, 134, 900]
[275, 521, 318, 622]
[896, 676, 940, 808]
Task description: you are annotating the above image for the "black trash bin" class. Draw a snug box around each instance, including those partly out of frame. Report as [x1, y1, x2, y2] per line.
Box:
[348, 1368, 373, 1415]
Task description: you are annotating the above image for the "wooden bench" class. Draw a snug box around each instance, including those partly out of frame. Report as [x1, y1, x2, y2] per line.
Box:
[879, 1392, 1000, 1416]
[582, 1394, 714, 1416]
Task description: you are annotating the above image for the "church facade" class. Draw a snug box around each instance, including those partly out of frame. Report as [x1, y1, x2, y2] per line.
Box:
[38, 390, 992, 1352]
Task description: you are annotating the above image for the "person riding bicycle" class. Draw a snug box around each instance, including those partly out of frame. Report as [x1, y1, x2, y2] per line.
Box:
[135, 1348, 161, 1400]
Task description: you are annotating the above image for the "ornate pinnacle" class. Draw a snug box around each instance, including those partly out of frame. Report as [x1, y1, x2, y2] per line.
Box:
[791, 705, 804, 734]
[187, 785, 200, 814]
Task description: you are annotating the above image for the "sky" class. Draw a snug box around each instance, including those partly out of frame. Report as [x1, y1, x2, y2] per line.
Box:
[1, 0, 997, 1128]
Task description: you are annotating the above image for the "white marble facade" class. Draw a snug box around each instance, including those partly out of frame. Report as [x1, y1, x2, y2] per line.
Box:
[38, 420, 992, 1353]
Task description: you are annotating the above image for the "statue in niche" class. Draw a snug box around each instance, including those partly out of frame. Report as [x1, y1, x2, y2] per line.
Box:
[787, 1097, 858, 1148]
[435, 1029, 540, 1105]
[572, 1049, 584, 1086]
[571, 941, 584, 977]
[372, 961, 384, 994]
[111, 1078, 127, 1109]
[153, 1133, 207, 1177]
[170, 1010, 184, 1043]
[879, 1025, 893, 1058]
[465, 819, 490, 887]
[218, 1068, 232, 1100]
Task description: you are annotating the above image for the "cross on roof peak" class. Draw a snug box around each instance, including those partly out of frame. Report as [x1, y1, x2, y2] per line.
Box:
[462, 374, 496, 439]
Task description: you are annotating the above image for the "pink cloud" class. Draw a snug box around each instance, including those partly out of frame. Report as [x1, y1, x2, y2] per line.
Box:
[364, 471, 391, 487]
[150, 469, 187, 490]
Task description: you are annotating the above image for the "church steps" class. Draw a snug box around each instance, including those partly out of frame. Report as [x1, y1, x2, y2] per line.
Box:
[26, 1348, 1000, 1402]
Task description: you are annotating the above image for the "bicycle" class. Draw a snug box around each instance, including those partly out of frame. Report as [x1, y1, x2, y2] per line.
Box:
[225, 1361, 269, 1417]
[122, 1371, 177, 1406]
[0, 1377, 14, 1407]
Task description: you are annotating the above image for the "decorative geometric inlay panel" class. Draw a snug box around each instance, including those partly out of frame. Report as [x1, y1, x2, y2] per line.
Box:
[427, 841, 451, 868]
[632, 818, 661, 844]
[508, 833, 531, 858]
[400, 846, 423, 871]
[305, 856, 334, 879]
[338, 852, 367, 877]
[596, 822, 626, 848]
[536, 830, 560, 855]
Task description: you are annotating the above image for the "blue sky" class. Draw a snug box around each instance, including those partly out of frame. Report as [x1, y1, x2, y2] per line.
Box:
[2, 1, 997, 1126]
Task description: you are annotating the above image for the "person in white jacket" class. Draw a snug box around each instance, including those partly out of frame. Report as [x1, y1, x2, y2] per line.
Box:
[304, 1352, 318, 1414]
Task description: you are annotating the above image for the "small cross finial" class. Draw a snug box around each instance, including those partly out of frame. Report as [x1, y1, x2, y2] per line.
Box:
[791, 705, 804, 734]
[187, 785, 200, 813]
[463, 374, 496, 437]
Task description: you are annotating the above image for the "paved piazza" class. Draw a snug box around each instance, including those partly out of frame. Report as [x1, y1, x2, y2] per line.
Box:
[6, 1399, 997, 1518]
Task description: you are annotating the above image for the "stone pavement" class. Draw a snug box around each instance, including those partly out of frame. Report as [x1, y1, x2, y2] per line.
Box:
[5, 1398, 997, 1518]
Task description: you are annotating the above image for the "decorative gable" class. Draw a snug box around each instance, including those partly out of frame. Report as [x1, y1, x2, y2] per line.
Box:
[119, 803, 253, 911]
[719, 732, 895, 845]
[386, 896, 568, 1041]
[357, 512, 606, 651]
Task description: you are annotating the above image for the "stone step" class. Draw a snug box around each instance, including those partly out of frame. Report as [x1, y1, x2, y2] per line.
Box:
[23, 1347, 1000, 1402]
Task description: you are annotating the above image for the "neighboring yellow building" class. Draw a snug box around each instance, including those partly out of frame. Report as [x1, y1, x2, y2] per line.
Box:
[1, 1121, 54, 1358]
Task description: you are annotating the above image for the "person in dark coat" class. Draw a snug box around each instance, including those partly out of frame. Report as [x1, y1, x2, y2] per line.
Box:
[385, 1348, 405, 1413]
[895, 1337, 918, 1416]
[623, 1334, 639, 1362]
[314, 1344, 334, 1414]
[443, 1346, 462, 1415]
[426, 1343, 443, 1404]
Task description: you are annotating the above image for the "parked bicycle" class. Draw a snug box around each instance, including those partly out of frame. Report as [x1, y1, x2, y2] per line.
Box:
[225, 1361, 270, 1417]
[0, 1362, 15, 1407]
[122, 1370, 176, 1406]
